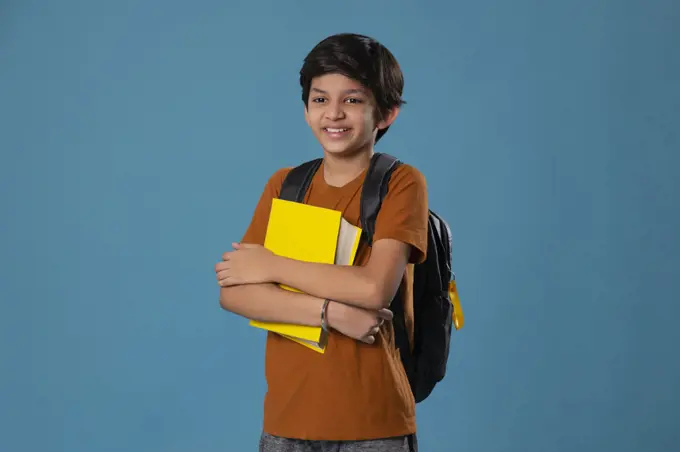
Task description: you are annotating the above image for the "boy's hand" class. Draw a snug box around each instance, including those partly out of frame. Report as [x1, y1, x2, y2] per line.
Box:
[216, 242, 276, 286]
[327, 302, 393, 345]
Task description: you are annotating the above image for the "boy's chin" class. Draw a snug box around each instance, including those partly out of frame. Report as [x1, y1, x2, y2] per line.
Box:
[319, 139, 370, 158]
[322, 147, 363, 159]
[322, 144, 352, 155]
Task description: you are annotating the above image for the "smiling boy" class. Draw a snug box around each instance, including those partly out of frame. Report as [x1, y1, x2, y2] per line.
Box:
[216, 33, 428, 452]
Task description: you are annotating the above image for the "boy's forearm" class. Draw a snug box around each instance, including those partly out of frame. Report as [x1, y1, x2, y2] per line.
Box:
[270, 257, 381, 310]
[219, 283, 326, 326]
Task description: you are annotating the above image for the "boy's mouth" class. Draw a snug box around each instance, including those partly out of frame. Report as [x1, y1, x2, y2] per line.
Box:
[323, 127, 351, 138]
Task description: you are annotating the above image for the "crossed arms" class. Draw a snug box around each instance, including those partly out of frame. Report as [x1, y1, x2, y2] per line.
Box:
[216, 165, 427, 342]
[215, 239, 411, 343]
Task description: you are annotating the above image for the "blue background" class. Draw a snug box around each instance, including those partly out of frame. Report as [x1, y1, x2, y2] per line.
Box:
[2, 1, 679, 451]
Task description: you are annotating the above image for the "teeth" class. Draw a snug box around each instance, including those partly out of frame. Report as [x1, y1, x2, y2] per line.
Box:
[326, 128, 347, 133]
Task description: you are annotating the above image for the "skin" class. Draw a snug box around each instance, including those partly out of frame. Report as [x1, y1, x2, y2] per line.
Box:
[216, 73, 410, 344]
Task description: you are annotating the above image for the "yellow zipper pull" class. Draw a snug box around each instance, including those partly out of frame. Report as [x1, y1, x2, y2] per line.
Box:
[448, 280, 464, 330]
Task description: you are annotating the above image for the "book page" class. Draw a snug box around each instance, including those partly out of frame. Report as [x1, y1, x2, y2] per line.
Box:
[335, 217, 362, 266]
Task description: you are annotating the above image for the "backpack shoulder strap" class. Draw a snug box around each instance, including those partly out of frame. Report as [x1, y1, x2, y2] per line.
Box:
[279, 158, 323, 202]
[360, 152, 402, 246]
[429, 210, 453, 284]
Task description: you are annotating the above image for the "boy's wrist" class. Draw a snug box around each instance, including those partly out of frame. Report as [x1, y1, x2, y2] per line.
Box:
[325, 300, 347, 331]
[266, 254, 286, 283]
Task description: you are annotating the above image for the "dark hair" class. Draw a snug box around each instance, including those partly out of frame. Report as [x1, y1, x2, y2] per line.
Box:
[299, 33, 405, 143]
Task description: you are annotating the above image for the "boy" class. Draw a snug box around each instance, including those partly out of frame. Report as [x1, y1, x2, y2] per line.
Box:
[215, 33, 428, 452]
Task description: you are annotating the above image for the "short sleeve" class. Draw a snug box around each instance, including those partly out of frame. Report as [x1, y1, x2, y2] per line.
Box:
[240, 168, 291, 245]
[372, 164, 429, 264]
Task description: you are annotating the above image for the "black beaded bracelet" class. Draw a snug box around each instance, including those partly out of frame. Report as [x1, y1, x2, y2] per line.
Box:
[320, 299, 331, 332]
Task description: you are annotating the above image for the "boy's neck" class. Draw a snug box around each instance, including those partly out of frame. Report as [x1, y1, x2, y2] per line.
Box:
[322, 147, 374, 188]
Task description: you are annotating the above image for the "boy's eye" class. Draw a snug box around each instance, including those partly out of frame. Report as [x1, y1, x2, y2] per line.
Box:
[311, 97, 362, 105]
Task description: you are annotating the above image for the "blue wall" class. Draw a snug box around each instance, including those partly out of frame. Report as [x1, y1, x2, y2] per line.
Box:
[1, 1, 678, 451]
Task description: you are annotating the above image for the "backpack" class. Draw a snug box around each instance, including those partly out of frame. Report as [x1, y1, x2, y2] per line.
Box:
[278, 152, 464, 403]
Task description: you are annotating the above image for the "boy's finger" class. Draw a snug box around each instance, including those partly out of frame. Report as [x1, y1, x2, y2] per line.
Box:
[377, 309, 393, 320]
[234, 242, 258, 249]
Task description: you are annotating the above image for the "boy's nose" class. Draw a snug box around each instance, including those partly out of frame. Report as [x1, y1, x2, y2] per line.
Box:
[325, 103, 345, 120]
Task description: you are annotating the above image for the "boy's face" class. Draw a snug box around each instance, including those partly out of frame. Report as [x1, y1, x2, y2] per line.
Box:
[304, 73, 398, 157]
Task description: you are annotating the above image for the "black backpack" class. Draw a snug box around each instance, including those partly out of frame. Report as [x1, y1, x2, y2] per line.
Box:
[279, 152, 462, 403]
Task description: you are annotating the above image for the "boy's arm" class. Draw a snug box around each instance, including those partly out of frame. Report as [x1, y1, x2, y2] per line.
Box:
[219, 284, 392, 343]
[221, 165, 429, 311]
[268, 238, 411, 310]
[219, 283, 325, 325]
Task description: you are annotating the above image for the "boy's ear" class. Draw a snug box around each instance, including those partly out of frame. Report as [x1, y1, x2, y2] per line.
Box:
[376, 107, 400, 131]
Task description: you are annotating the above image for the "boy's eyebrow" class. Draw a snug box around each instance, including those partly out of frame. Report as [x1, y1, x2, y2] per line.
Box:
[311, 87, 367, 95]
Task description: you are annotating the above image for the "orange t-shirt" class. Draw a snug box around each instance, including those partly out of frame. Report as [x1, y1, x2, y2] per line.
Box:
[240, 159, 429, 441]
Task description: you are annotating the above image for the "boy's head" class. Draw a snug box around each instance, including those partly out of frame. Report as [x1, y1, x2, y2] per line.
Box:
[299, 33, 405, 157]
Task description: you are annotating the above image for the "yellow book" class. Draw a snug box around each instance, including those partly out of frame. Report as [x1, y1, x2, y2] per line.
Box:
[249, 198, 362, 353]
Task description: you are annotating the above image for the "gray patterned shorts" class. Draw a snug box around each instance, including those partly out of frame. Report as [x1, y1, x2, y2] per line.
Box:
[258, 432, 418, 452]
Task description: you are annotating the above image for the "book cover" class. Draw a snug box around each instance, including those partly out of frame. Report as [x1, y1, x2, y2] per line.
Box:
[249, 198, 362, 353]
